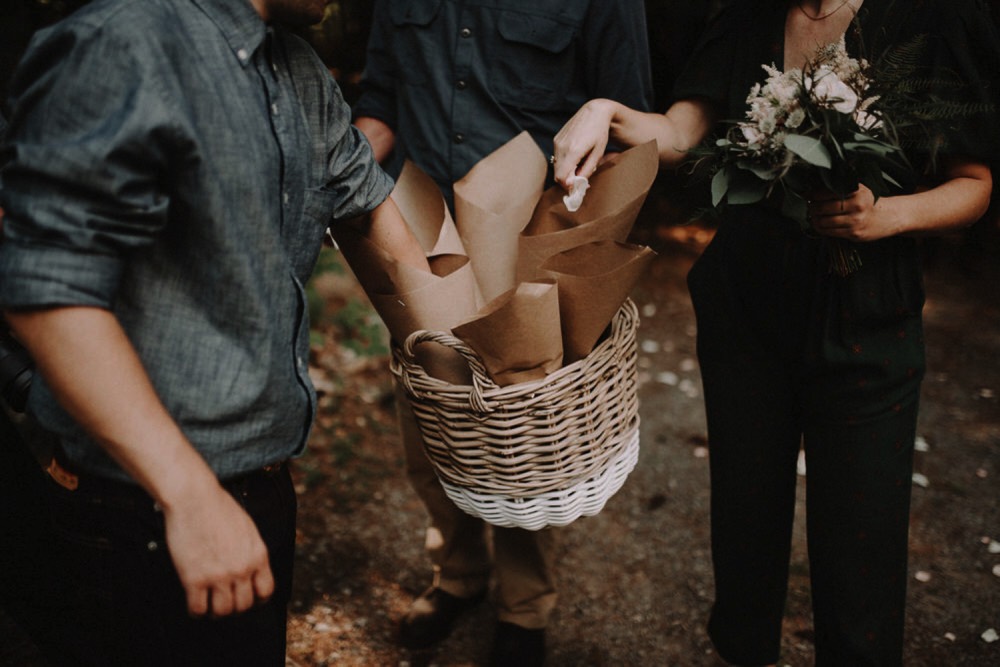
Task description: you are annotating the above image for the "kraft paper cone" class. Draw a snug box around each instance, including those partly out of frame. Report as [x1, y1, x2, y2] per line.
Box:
[372, 254, 479, 385]
[452, 280, 563, 387]
[453, 131, 547, 302]
[540, 241, 656, 363]
[369, 255, 478, 341]
[391, 160, 466, 257]
[517, 140, 659, 284]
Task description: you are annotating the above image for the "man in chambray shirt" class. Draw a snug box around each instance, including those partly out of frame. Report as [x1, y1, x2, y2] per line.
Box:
[0, 0, 427, 663]
[353, 2, 652, 665]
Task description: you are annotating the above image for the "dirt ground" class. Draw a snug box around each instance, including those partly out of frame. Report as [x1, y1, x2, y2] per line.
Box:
[2, 198, 998, 666]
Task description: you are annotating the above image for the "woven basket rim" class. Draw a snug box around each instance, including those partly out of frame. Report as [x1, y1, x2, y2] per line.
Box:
[391, 298, 639, 398]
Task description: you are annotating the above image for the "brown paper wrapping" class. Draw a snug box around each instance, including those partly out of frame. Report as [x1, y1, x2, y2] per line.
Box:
[391, 160, 467, 257]
[516, 140, 659, 284]
[331, 134, 657, 388]
[453, 131, 547, 302]
[452, 280, 563, 387]
[540, 241, 657, 363]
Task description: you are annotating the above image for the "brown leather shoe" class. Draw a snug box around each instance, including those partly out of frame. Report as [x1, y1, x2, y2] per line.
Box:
[398, 586, 487, 649]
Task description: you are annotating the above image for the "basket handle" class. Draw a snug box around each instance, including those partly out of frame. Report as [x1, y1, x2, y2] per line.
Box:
[397, 329, 498, 413]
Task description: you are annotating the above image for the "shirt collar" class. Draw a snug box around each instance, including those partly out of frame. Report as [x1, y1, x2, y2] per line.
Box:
[190, 0, 267, 67]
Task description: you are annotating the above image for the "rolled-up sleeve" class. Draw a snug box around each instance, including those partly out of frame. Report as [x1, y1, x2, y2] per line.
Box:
[282, 36, 393, 227]
[321, 76, 394, 222]
[0, 23, 174, 310]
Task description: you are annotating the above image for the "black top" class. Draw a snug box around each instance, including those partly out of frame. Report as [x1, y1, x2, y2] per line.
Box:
[674, 0, 1000, 175]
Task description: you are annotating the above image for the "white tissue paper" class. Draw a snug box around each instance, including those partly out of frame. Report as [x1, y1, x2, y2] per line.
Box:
[562, 175, 590, 212]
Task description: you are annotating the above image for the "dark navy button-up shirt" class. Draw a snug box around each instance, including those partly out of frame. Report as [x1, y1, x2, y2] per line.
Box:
[0, 0, 393, 481]
[354, 0, 654, 200]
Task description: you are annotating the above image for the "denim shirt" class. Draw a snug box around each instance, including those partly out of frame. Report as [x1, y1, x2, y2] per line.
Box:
[0, 0, 393, 481]
[354, 0, 653, 203]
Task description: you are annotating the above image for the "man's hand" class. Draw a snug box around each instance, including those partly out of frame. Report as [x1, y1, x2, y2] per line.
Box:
[163, 479, 274, 617]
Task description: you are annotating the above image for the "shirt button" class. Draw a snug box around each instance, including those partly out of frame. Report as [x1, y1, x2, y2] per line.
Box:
[271, 103, 279, 115]
[453, 132, 465, 144]
[456, 80, 467, 90]
[283, 192, 290, 205]
[460, 27, 472, 38]
[237, 48, 249, 62]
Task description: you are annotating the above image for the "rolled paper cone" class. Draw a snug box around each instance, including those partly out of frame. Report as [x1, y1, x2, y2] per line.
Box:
[391, 160, 466, 257]
[452, 198, 525, 303]
[540, 240, 657, 363]
[370, 254, 480, 385]
[454, 131, 547, 303]
[452, 280, 563, 387]
[517, 140, 659, 283]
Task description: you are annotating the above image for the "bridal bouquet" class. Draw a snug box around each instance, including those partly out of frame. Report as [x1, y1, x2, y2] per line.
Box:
[700, 38, 907, 275]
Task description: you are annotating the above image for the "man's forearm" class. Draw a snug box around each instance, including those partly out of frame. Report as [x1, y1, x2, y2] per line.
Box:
[354, 116, 396, 163]
[4, 306, 214, 501]
[349, 196, 430, 271]
[4, 305, 274, 616]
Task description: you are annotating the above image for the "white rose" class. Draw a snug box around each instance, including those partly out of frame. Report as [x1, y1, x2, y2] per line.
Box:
[811, 68, 858, 114]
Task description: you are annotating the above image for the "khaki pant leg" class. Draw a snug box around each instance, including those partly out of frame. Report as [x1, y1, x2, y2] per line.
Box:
[492, 526, 559, 629]
[395, 382, 491, 597]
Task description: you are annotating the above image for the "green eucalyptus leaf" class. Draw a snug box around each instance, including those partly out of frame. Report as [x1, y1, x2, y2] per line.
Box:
[882, 171, 902, 189]
[785, 134, 833, 168]
[726, 168, 769, 205]
[711, 169, 729, 207]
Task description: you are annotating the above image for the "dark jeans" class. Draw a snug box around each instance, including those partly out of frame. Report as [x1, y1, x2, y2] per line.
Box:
[34, 456, 297, 667]
[0, 410, 64, 642]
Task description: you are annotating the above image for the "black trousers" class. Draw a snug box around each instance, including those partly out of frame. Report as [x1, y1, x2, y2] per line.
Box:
[29, 455, 297, 667]
[688, 212, 925, 666]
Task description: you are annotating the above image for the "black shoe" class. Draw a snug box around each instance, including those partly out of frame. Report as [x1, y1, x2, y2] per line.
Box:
[398, 586, 487, 649]
[489, 622, 545, 667]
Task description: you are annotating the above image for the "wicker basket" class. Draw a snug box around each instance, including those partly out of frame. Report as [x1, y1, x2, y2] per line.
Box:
[390, 299, 640, 530]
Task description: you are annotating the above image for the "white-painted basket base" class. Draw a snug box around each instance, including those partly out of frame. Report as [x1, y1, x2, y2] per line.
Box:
[439, 427, 640, 530]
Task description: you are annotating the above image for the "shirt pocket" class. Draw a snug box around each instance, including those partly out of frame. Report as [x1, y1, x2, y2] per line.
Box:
[388, 0, 443, 86]
[491, 10, 578, 110]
